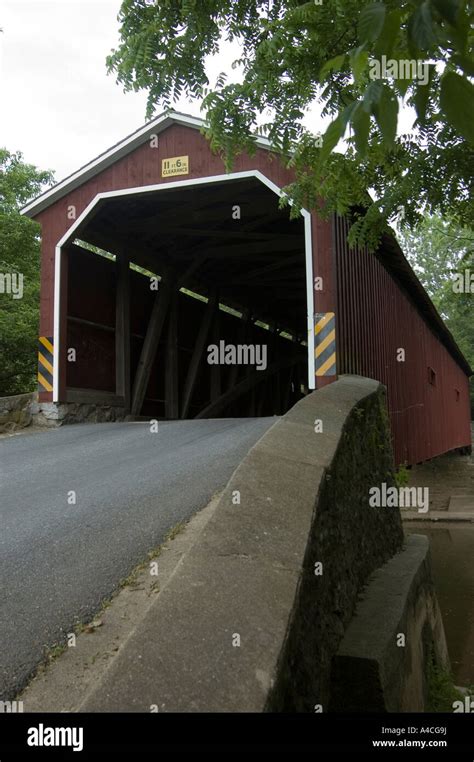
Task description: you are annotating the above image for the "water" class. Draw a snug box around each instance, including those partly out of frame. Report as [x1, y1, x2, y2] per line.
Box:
[406, 523, 474, 686]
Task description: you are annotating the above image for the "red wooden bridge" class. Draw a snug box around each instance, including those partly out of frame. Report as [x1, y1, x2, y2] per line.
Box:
[21, 111, 472, 465]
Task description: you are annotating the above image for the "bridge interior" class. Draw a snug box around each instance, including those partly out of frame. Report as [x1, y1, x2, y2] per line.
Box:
[65, 176, 308, 419]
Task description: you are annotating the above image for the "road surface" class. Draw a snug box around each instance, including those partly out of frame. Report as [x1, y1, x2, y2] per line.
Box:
[0, 417, 275, 699]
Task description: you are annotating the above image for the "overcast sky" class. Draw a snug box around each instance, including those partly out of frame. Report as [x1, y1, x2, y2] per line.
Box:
[1, 0, 158, 180]
[0, 0, 415, 185]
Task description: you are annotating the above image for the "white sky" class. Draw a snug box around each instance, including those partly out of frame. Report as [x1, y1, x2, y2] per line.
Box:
[0, 0, 415, 185]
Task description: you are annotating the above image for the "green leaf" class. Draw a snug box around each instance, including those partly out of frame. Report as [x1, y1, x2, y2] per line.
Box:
[451, 53, 474, 76]
[319, 114, 345, 164]
[408, 1, 437, 51]
[374, 9, 402, 58]
[349, 46, 369, 84]
[431, 0, 460, 26]
[440, 72, 474, 143]
[363, 80, 383, 112]
[374, 85, 398, 144]
[413, 80, 431, 125]
[358, 3, 386, 44]
[319, 54, 346, 82]
[341, 100, 359, 128]
[352, 103, 371, 156]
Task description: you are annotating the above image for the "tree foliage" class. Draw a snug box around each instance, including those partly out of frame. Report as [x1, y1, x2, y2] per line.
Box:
[0, 150, 54, 396]
[108, 0, 474, 248]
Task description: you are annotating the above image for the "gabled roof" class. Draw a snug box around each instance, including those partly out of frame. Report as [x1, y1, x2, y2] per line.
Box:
[21, 110, 272, 218]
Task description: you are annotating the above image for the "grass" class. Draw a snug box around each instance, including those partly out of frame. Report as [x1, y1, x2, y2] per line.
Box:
[426, 659, 466, 712]
[117, 519, 187, 590]
[395, 462, 410, 487]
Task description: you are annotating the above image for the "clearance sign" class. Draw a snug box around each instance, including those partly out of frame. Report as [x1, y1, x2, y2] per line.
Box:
[161, 155, 189, 177]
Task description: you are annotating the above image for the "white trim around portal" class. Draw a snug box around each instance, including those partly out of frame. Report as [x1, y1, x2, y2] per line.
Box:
[52, 169, 314, 401]
[53, 244, 61, 401]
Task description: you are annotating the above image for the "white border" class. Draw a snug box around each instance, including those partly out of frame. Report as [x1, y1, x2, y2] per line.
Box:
[53, 170, 314, 401]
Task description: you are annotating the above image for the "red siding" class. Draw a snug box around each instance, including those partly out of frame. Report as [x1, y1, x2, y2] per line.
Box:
[34, 123, 302, 402]
[334, 217, 471, 465]
[32, 120, 471, 465]
[35, 123, 298, 347]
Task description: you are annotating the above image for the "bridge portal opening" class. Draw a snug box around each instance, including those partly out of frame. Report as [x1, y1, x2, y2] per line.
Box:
[62, 176, 309, 419]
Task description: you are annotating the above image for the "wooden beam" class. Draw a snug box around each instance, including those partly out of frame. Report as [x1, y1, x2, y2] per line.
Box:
[226, 309, 251, 392]
[294, 360, 302, 399]
[210, 296, 221, 402]
[186, 238, 303, 256]
[66, 388, 125, 406]
[267, 323, 279, 416]
[75, 237, 302, 340]
[273, 366, 282, 415]
[282, 366, 293, 413]
[68, 315, 144, 341]
[181, 295, 217, 418]
[152, 226, 302, 243]
[256, 379, 267, 416]
[131, 257, 207, 417]
[116, 197, 275, 231]
[244, 313, 258, 416]
[131, 272, 173, 416]
[176, 252, 209, 289]
[247, 386, 256, 416]
[195, 355, 301, 419]
[165, 292, 179, 419]
[115, 252, 131, 411]
[229, 254, 303, 284]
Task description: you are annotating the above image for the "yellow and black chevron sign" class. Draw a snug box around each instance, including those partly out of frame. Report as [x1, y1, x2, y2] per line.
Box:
[38, 336, 54, 392]
[314, 313, 336, 377]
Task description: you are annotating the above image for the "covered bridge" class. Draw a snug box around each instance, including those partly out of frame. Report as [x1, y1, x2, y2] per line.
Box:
[21, 111, 472, 465]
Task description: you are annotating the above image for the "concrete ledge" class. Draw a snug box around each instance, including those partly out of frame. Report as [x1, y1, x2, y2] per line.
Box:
[68, 375, 403, 712]
[403, 512, 474, 523]
[329, 534, 450, 712]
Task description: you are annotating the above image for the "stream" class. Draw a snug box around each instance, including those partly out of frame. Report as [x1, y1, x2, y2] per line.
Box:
[406, 523, 474, 687]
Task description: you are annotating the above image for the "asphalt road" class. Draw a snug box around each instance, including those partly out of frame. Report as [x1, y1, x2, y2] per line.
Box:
[0, 417, 275, 699]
